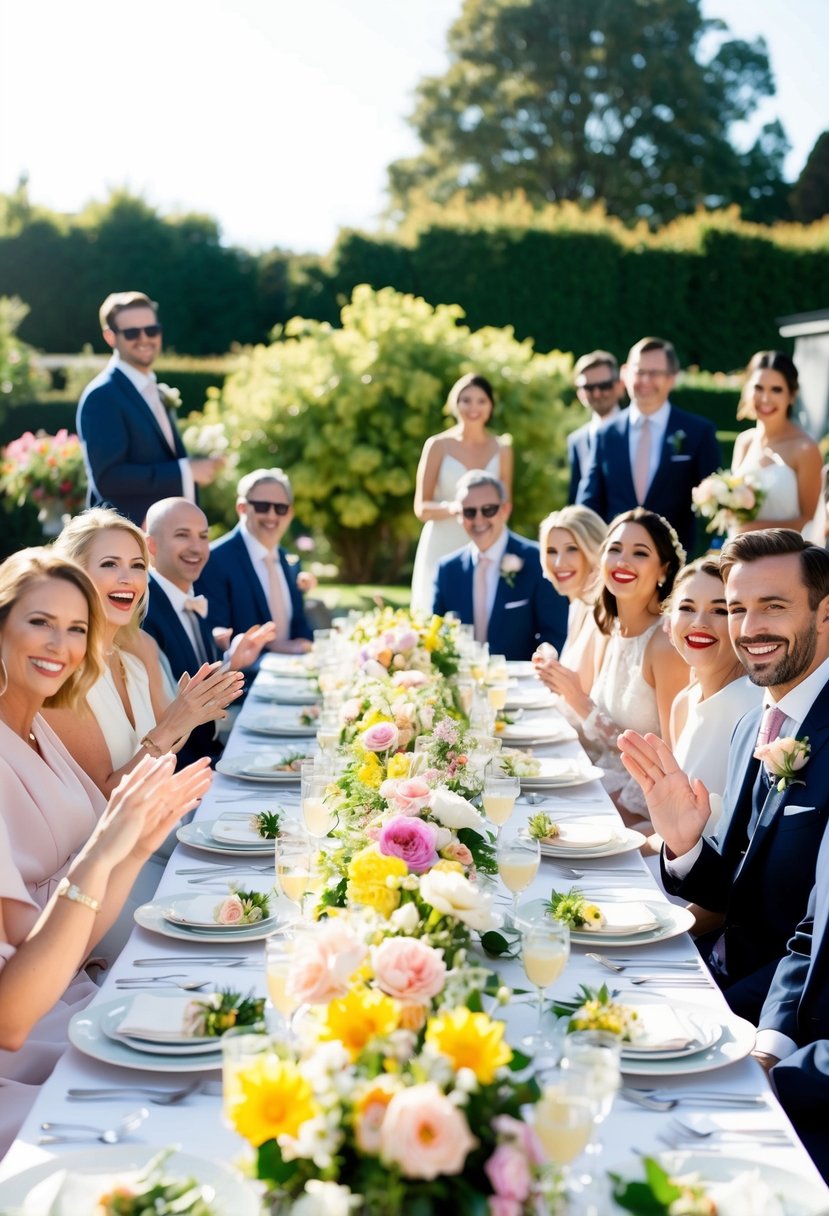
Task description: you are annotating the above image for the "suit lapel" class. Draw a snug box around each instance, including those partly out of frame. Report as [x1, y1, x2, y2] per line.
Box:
[644, 407, 678, 504]
[149, 576, 201, 674]
[112, 367, 179, 453]
[610, 419, 636, 501]
[233, 529, 275, 623]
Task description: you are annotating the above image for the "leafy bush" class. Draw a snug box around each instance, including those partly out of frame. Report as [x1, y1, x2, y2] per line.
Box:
[0, 296, 49, 415]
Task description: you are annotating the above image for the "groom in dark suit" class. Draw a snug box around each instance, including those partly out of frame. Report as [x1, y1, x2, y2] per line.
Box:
[432, 470, 567, 661]
[577, 336, 720, 552]
[77, 291, 224, 525]
[619, 529, 829, 1023]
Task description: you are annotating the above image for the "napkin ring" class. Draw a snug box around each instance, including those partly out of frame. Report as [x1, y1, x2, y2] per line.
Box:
[57, 877, 101, 914]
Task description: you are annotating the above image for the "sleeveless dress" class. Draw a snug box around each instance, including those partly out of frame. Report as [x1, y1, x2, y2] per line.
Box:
[410, 451, 501, 617]
[0, 716, 105, 1154]
[86, 649, 156, 770]
[734, 449, 800, 524]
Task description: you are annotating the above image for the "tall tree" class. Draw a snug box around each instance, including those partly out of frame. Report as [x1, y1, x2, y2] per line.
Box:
[790, 132, 829, 223]
[389, 0, 789, 224]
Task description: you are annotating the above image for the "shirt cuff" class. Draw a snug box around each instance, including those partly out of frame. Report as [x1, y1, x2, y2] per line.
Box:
[755, 1030, 798, 1061]
[179, 459, 195, 502]
[663, 837, 703, 878]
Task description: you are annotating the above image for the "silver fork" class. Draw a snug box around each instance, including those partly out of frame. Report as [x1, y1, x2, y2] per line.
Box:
[586, 953, 701, 973]
[115, 977, 214, 991]
[38, 1106, 149, 1144]
[663, 1115, 789, 1146]
[67, 1081, 206, 1104]
[621, 1088, 767, 1111]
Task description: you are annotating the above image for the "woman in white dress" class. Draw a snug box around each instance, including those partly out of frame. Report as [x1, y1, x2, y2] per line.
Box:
[532, 505, 609, 697]
[730, 351, 821, 533]
[410, 374, 513, 615]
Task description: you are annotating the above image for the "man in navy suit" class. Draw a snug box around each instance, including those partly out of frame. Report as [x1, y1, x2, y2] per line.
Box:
[77, 291, 224, 525]
[619, 529, 829, 1023]
[432, 470, 567, 661]
[577, 336, 721, 553]
[197, 468, 313, 653]
[142, 498, 275, 764]
[567, 349, 624, 504]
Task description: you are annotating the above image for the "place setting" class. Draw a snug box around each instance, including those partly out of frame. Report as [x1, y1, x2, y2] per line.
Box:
[533, 817, 647, 859]
[239, 705, 319, 737]
[133, 888, 280, 945]
[176, 810, 286, 857]
[68, 991, 230, 1075]
[215, 748, 312, 783]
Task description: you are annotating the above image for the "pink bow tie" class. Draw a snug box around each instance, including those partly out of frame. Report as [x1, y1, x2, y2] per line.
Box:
[183, 595, 208, 619]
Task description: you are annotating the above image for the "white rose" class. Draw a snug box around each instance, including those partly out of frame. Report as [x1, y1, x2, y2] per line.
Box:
[291, 1180, 360, 1216]
[428, 788, 487, 835]
[433, 827, 453, 850]
[390, 903, 421, 934]
[419, 870, 501, 932]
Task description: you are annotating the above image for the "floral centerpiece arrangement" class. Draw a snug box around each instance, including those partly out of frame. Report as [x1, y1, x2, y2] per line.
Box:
[348, 608, 462, 680]
[0, 428, 86, 528]
[691, 468, 766, 534]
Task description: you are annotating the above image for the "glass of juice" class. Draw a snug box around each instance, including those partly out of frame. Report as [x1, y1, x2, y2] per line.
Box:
[482, 773, 520, 836]
[301, 764, 335, 843]
[276, 831, 314, 914]
[496, 826, 540, 925]
[520, 915, 570, 1053]
[534, 1070, 598, 1197]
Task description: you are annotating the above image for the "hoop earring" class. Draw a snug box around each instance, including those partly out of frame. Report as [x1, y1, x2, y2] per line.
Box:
[0, 658, 7, 697]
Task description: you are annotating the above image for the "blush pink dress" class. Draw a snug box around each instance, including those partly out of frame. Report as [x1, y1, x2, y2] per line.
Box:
[0, 715, 106, 1157]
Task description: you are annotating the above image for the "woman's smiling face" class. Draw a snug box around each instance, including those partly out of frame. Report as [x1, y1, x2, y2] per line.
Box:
[601, 521, 666, 602]
[83, 529, 148, 628]
[0, 576, 89, 701]
[543, 527, 590, 600]
[670, 569, 730, 670]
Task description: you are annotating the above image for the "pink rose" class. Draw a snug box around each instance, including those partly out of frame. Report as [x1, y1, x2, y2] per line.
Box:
[392, 669, 429, 689]
[489, 1199, 521, 1216]
[492, 1115, 545, 1167]
[287, 921, 367, 1006]
[341, 698, 362, 723]
[378, 816, 439, 873]
[214, 894, 244, 925]
[389, 777, 432, 815]
[372, 937, 447, 1002]
[484, 1143, 531, 1202]
[380, 1082, 476, 1179]
[441, 840, 473, 866]
[361, 722, 400, 752]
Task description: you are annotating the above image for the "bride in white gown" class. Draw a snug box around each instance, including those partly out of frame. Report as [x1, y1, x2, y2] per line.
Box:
[730, 351, 821, 533]
[410, 374, 513, 616]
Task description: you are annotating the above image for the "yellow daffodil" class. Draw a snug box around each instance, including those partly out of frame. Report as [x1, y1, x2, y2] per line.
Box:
[362, 709, 393, 729]
[347, 846, 407, 916]
[425, 1008, 512, 1084]
[226, 1055, 318, 1147]
[320, 985, 400, 1058]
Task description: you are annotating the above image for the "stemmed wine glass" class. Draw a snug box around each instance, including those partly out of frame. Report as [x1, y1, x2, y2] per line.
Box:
[561, 1030, 622, 1186]
[519, 914, 570, 1054]
[496, 826, 540, 926]
[533, 1066, 599, 1201]
[481, 772, 520, 837]
[300, 761, 336, 844]
[276, 831, 314, 917]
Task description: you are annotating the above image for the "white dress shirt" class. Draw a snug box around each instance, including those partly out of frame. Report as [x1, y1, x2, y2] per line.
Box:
[151, 571, 209, 667]
[470, 529, 510, 628]
[627, 400, 671, 491]
[239, 522, 293, 630]
[112, 354, 194, 501]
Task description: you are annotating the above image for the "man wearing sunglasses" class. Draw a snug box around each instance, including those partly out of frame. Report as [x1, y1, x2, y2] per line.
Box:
[197, 468, 313, 655]
[77, 291, 224, 525]
[432, 470, 567, 660]
[567, 349, 625, 503]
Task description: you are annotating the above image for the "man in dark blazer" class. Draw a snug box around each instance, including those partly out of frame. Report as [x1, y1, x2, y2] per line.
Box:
[619, 529, 829, 1023]
[77, 291, 224, 525]
[197, 468, 313, 653]
[567, 349, 624, 504]
[577, 336, 721, 553]
[432, 470, 567, 661]
[142, 497, 274, 764]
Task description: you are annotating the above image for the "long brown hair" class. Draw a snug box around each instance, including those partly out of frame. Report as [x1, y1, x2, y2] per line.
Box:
[595, 508, 685, 635]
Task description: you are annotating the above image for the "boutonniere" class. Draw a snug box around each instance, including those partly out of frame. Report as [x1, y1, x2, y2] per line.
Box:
[157, 383, 182, 412]
[669, 429, 687, 456]
[754, 735, 810, 792]
[499, 553, 523, 587]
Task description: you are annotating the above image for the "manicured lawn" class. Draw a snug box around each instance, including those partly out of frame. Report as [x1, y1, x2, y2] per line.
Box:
[312, 584, 411, 617]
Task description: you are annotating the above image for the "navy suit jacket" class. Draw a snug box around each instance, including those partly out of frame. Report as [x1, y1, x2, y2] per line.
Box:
[431, 531, 567, 661]
[577, 405, 721, 552]
[662, 681, 829, 991]
[195, 525, 312, 643]
[141, 573, 222, 768]
[566, 421, 594, 504]
[77, 363, 188, 525]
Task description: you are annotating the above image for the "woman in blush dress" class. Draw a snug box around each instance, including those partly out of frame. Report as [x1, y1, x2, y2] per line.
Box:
[0, 547, 211, 1152]
[532, 505, 609, 697]
[730, 351, 822, 533]
[410, 374, 513, 616]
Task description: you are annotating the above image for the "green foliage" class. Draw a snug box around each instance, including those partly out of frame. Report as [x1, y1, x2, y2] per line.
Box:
[790, 131, 829, 223]
[200, 284, 572, 582]
[387, 0, 789, 225]
[0, 296, 49, 413]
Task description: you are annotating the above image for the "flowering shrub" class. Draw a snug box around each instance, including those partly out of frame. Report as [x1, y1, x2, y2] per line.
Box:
[0, 428, 86, 514]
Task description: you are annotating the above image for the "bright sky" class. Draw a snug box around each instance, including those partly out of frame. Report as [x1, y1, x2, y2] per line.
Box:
[0, 0, 826, 253]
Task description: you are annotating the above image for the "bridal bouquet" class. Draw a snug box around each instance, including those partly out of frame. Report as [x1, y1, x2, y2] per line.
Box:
[691, 468, 766, 534]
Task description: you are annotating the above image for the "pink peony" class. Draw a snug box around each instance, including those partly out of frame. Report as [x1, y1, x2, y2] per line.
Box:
[372, 936, 447, 1002]
[484, 1143, 532, 1202]
[492, 1115, 545, 1167]
[380, 1082, 476, 1179]
[361, 722, 400, 752]
[392, 669, 429, 689]
[388, 776, 432, 815]
[214, 894, 244, 925]
[287, 921, 367, 1006]
[378, 816, 439, 873]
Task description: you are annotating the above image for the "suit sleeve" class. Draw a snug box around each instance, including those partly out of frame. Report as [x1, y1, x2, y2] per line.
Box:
[567, 435, 581, 505]
[659, 838, 733, 912]
[771, 1041, 829, 1118]
[575, 435, 606, 518]
[78, 387, 185, 501]
[432, 565, 447, 617]
[196, 553, 232, 632]
[759, 893, 817, 1042]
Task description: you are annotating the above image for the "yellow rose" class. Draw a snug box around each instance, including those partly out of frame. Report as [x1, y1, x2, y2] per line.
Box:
[348, 846, 407, 916]
[387, 752, 412, 779]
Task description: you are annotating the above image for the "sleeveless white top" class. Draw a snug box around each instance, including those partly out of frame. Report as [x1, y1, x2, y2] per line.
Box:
[86, 648, 156, 769]
[590, 620, 662, 738]
[674, 677, 762, 798]
[736, 449, 799, 521]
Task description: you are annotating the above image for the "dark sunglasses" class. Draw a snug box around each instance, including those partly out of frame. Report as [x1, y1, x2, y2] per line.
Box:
[576, 378, 615, 394]
[247, 499, 290, 516]
[113, 324, 163, 340]
[461, 503, 501, 520]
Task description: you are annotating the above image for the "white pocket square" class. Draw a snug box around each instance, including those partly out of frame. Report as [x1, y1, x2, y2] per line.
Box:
[783, 805, 815, 817]
[504, 599, 529, 610]
[670, 454, 692, 462]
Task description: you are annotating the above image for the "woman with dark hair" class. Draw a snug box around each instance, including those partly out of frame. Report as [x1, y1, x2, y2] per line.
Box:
[730, 350, 821, 533]
[410, 373, 513, 615]
[542, 509, 688, 833]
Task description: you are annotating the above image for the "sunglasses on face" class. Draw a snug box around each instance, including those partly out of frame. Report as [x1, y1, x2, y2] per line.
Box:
[246, 499, 291, 516]
[576, 378, 615, 394]
[113, 324, 163, 340]
[461, 503, 501, 520]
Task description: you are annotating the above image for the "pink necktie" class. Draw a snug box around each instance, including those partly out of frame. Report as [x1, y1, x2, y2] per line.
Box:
[183, 595, 208, 619]
[473, 555, 491, 644]
[264, 551, 289, 642]
[632, 418, 652, 504]
[144, 379, 176, 450]
[756, 704, 787, 751]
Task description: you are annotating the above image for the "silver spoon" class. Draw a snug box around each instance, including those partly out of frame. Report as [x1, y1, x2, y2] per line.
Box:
[39, 1106, 149, 1144]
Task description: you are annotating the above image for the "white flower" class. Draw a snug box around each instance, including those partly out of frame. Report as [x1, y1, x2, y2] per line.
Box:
[280, 1113, 342, 1170]
[390, 902, 420, 933]
[291, 1180, 361, 1216]
[157, 383, 182, 410]
[419, 869, 501, 932]
[428, 787, 487, 834]
[500, 553, 523, 575]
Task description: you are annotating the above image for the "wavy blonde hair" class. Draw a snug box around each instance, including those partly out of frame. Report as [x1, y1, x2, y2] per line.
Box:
[55, 508, 150, 642]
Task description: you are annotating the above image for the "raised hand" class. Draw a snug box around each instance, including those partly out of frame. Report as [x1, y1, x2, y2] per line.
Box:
[228, 622, 277, 670]
[618, 730, 711, 857]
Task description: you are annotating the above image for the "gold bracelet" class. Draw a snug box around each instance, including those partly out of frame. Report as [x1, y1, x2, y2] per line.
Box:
[140, 733, 164, 758]
[56, 876, 101, 914]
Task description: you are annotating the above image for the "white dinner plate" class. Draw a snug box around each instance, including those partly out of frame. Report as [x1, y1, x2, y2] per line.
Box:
[135, 894, 276, 943]
[505, 661, 537, 678]
[500, 717, 579, 745]
[608, 1152, 826, 1214]
[216, 752, 310, 782]
[620, 1005, 721, 1061]
[504, 688, 557, 711]
[539, 826, 646, 859]
[259, 653, 316, 677]
[0, 1146, 260, 1215]
[518, 758, 605, 789]
[251, 675, 320, 705]
[242, 709, 318, 737]
[68, 998, 225, 1073]
[524, 898, 696, 947]
[162, 894, 276, 933]
[101, 1008, 221, 1058]
[618, 1002, 756, 1077]
[177, 820, 275, 857]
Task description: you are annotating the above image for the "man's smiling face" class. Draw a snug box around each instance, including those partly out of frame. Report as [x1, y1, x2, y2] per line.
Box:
[458, 483, 511, 553]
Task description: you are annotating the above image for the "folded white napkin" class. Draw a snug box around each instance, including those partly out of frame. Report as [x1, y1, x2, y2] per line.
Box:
[117, 993, 202, 1042]
[502, 716, 574, 742]
[24, 1168, 146, 1216]
[535, 758, 589, 782]
[243, 755, 307, 775]
[260, 653, 313, 676]
[211, 818, 264, 845]
[625, 1005, 700, 1053]
[590, 901, 659, 935]
[546, 821, 616, 849]
[165, 894, 231, 927]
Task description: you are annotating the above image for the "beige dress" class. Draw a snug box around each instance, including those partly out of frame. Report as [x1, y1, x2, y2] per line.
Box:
[0, 716, 106, 1156]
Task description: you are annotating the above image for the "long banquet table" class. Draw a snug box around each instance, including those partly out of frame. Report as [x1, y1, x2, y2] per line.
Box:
[2, 661, 828, 1210]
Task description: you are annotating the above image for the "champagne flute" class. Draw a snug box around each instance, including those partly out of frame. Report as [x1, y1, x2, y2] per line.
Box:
[496, 827, 540, 925]
[276, 832, 314, 915]
[301, 764, 336, 843]
[482, 772, 520, 836]
[520, 915, 570, 1053]
[561, 1030, 621, 1184]
[264, 933, 302, 1035]
[534, 1068, 598, 1198]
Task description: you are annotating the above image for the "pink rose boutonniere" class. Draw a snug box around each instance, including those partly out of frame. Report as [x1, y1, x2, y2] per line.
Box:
[499, 553, 523, 587]
[754, 735, 810, 793]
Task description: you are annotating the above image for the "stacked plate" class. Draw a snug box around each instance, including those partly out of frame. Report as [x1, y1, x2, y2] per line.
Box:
[216, 751, 311, 782]
[517, 757, 604, 789]
[135, 892, 277, 944]
[260, 653, 316, 677]
[177, 815, 277, 857]
[499, 715, 578, 746]
[504, 686, 557, 712]
[538, 819, 646, 859]
[242, 706, 318, 736]
[251, 674, 320, 705]
[616, 998, 758, 1077]
[69, 995, 226, 1074]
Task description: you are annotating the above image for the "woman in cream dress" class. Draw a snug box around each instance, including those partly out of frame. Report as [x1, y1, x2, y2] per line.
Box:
[410, 374, 513, 616]
[730, 351, 821, 534]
